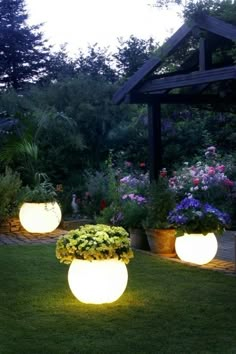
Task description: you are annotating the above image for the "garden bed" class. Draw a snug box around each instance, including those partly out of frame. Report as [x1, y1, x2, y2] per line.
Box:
[60, 218, 95, 230]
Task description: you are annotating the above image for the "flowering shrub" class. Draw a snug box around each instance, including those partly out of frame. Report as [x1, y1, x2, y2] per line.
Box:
[119, 173, 149, 195]
[168, 147, 234, 211]
[56, 224, 134, 264]
[143, 178, 176, 229]
[121, 193, 147, 229]
[169, 162, 233, 194]
[96, 203, 124, 226]
[122, 193, 147, 204]
[168, 196, 230, 236]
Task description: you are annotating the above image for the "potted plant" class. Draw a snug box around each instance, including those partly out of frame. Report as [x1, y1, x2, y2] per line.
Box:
[167, 196, 230, 265]
[19, 175, 61, 233]
[56, 224, 134, 304]
[121, 193, 150, 250]
[143, 177, 177, 257]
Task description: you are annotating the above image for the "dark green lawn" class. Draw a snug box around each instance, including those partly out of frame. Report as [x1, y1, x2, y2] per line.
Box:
[0, 245, 236, 354]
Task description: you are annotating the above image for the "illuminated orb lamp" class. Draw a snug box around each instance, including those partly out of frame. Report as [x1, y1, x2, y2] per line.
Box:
[68, 259, 128, 304]
[19, 202, 62, 233]
[175, 233, 218, 265]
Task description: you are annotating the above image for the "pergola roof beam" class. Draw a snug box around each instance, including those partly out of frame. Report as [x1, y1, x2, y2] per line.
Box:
[139, 66, 236, 93]
[113, 22, 194, 104]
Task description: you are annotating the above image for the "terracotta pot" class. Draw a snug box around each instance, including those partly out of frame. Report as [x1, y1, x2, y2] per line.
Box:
[145, 228, 176, 257]
[129, 228, 150, 250]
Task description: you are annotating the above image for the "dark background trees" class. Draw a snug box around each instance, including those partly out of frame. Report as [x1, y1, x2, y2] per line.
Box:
[0, 0, 236, 191]
[0, 0, 50, 90]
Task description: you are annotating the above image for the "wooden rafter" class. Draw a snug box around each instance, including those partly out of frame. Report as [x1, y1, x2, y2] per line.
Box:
[113, 14, 236, 105]
[113, 22, 194, 104]
[139, 66, 236, 93]
[194, 15, 236, 41]
[127, 92, 236, 105]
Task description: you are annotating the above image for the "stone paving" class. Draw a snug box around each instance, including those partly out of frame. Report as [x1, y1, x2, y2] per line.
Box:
[0, 228, 67, 245]
[0, 228, 235, 275]
[163, 231, 236, 275]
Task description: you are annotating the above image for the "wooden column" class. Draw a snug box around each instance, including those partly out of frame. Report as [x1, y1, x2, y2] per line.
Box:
[148, 103, 162, 182]
[199, 36, 206, 71]
[199, 36, 212, 71]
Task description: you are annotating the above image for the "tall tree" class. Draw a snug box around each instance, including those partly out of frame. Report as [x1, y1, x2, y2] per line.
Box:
[113, 35, 158, 78]
[76, 44, 117, 83]
[0, 0, 50, 90]
[42, 45, 76, 84]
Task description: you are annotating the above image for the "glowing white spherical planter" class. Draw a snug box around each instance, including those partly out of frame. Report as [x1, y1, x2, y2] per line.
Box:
[68, 259, 128, 304]
[175, 233, 218, 265]
[19, 202, 62, 233]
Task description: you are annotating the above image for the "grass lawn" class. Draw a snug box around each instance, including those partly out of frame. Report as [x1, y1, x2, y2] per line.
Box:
[0, 245, 236, 354]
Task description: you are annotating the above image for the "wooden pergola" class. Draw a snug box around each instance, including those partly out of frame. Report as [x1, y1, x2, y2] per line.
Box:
[113, 14, 236, 181]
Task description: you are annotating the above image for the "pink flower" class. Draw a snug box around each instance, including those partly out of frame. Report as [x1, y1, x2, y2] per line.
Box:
[139, 162, 146, 168]
[224, 179, 234, 187]
[208, 167, 215, 175]
[193, 178, 200, 186]
[160, 168, 167, 177]
[216, 165, 225, 173]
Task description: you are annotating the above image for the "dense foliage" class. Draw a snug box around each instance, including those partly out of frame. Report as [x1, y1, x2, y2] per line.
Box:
[56, 224, 134, 264]
[0, 0, 236, 222]
[168, 196, 230, 236]
[0, 167, 22, 221]
[0, 0, 50, 89]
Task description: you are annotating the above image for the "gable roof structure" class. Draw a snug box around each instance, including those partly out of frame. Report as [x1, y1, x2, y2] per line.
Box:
[113, 14, 236, 181]
[113, 14, 236, 108]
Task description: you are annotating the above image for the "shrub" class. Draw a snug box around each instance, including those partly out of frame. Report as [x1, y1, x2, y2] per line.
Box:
[143, 177, 176, 229]
[0, 167, 22, 221]
[56, 224, 134, 264]
[168, 196, 231, 236]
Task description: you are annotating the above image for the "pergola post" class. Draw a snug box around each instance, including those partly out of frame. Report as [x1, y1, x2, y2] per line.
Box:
[148, 103, 162, 182]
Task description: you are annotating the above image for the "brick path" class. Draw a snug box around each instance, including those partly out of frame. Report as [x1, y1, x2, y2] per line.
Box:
[0, 228, 67, 245]
[165, 231, 236, 275]
[0, 228, 235, 275]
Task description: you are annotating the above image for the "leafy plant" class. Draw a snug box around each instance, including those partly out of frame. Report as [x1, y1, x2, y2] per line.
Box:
[81, 170, 109, 217]
[121, 194, 148, 229]
[168, 196, 231, 236]
[143, 177, 176, 229]
[95, 203, 124, 226]
[22, 174, 57, 203]
[56, 224, 134, 264]
[0, 167, 22, 221]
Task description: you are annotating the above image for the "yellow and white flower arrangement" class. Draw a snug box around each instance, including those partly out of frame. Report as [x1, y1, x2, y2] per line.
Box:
[56, 224, 134, 264]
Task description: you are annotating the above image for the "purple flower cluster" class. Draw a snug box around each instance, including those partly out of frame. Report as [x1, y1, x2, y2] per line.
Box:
[111, 212, 124, 225]
[168, 196, 230, 234]
[122, 193, 147, 205]
[120, 174, 149, 188]
[175, 197, 201, 210]
[204, 203, 231, 225]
